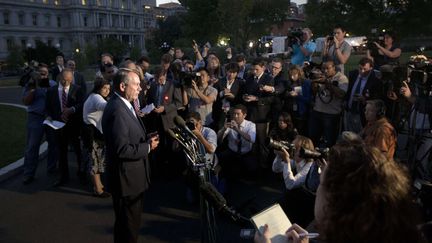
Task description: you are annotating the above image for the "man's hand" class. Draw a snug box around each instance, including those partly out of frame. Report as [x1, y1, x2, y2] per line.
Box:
[399, 80, 412, 98]
[154, 106, 165, 113]
[387, 90, 398, 101]
[260, 85, 274, 93]
[243, 94, 258, 102]
[191, 80, 199, 91]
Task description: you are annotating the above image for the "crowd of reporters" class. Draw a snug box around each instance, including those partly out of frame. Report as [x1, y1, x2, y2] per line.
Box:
[19, 24, 431, 242]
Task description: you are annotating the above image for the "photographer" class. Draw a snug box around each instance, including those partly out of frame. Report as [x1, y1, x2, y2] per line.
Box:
[322, 25, 352, 74]
[290, 28, 316, 67]
[182, 67, 218, 126]
[309, 61, 348, 147]
[21, 63, 57, 184]
[272, 135, 314, 190]
[366, 31, 401, 71]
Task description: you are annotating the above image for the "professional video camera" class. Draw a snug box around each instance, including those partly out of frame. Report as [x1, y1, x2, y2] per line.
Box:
[363, 28, 385, 56]
[287, 28, 304, 48]
[267, 137, 295, 155]
[299, 147, 329, 160]
[178, 71, 201, 88]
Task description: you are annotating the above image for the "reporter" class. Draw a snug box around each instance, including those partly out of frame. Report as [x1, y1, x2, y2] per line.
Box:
[366, 31, 401, 70]
[255, 140, 422, 243]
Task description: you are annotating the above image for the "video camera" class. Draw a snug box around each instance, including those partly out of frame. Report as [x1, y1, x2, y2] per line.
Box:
[407, 47, 432, 96]
[287, 28, 304, 48]
[363, 28, 385, 56]
[178, 71, 201, 88]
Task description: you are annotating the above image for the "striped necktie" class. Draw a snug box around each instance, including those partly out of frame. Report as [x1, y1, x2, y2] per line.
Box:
[61, 87, 67, 111]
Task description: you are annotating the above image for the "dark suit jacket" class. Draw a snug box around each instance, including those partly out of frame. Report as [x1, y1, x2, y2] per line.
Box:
[102, 94, 151, 196]
[73, 71, 87, 96]
[346, 70, 382, 123]
[45, 84, 84, 125]
[146, 80, 182, 130]
[241, 73, 274, 123]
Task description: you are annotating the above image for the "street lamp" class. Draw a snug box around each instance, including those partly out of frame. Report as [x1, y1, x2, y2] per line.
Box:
[75, 48, 80, 53]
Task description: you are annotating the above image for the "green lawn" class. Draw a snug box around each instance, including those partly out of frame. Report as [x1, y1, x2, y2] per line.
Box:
[0, 105, 27, 168]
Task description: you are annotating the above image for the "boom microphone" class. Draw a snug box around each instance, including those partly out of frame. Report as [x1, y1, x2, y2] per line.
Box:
[174, 116, 198, 140]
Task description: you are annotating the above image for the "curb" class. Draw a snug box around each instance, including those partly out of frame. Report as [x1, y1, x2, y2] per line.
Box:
[0, 103, 49, 183]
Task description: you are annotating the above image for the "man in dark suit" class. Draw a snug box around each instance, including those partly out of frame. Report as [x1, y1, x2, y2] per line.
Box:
[51, 55, 64, 82]
[102, 68, 159, 243]
[66, 59, 87, 96]
[45, 68, 84, 186]
[241, 58, 274, 169]
[344, 57, 382, 133]
[145, 67, 182, 173]
[213, 62, 243, 131]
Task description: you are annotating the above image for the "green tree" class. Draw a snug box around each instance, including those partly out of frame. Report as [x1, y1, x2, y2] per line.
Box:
[23, 40, 61, 65]
[6, 44, 25, 70]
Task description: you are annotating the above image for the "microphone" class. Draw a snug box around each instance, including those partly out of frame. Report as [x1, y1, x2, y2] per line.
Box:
[200, 182, 248, 222]
[166, 128, 193, 152]
[174, 116, 198, 140]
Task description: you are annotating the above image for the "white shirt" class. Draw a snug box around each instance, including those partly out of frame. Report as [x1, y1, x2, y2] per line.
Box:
[83, 93, 107, 134]
[222, 119, 256, 154]
[272, 157, 313, 190]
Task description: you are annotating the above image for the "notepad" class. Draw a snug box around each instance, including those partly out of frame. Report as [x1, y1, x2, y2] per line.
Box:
[43, 119, 65, 130]
[250, 204, 292, 243]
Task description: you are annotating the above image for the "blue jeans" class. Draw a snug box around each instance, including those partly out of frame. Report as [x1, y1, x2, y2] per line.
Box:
[23, 113, 45, 178]
[308, 110, 341, 148]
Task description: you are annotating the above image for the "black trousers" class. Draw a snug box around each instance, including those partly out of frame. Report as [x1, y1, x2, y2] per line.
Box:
[56, 122, 82, 181]
[112, 192, 144, 243]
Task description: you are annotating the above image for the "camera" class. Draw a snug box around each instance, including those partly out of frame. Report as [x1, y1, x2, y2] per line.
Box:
[267, 137, 295, 155]
[287, 29, 304, 48]
[299, 147, 329, 160]
[186, 121, 196, 131]
[179, 71, 201, 88]
[225, 112, 232, 122]
[364, 33, 384, 56]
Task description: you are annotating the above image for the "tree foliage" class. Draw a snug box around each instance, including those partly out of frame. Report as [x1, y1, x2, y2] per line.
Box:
[305, 0, 432, 37]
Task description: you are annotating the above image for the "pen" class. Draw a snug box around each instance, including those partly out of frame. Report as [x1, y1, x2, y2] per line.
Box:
[298, 232, 319, 239]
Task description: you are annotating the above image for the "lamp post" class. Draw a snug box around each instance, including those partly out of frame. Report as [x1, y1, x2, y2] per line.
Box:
[26, 43, 32, 63]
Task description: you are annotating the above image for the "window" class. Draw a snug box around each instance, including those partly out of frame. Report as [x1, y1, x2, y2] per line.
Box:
[45, 15, 50, 26]
[54, 0, 60, 5]
[21, 39, 26, 48]
[81, 0, 87, 5]
[112, 14, 118, 27]
[6, 39, 13, 50]
[18, 13, 25, 25]
[32, 13, 37, 26]
[47, 39, 52, 46]
[83, 16, 88, 27]
[121, 0, 126, 9]
[96, 0, 101, 6]
[3, 12, 9, 25]
[57, 16, 61, 27]
[124, 16, 130, 28]
[43, 0, 48, 3]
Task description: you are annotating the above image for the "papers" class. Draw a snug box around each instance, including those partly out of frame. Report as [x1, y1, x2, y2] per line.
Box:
[250, 204, 292, 243]
[141, 103, 155, 114]
[43, 119, 65, 130]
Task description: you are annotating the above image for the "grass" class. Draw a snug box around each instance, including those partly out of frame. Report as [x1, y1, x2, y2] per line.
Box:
[0, 105, 27, 168]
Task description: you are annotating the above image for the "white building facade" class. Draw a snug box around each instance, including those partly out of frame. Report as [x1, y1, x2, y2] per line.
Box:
[0, 0, 156, 60]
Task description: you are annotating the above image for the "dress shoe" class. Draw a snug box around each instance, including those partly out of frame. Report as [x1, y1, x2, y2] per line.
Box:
[93, 191, 111, 198]
[22, 176, 34, 185]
